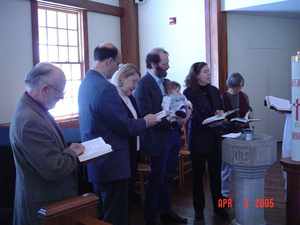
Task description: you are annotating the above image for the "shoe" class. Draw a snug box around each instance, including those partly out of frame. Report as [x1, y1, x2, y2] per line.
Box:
[194, 211, 204, 221]
[214, 208, 230, 221]
[160, 210, 188, 224]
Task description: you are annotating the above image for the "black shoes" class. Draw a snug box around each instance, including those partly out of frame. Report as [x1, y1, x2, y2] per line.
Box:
[160, 210, 188, 224]
[214, 208, 230, 221]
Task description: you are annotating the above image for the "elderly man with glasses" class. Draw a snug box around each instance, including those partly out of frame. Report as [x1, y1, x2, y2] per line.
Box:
[10, 62, 85, 225]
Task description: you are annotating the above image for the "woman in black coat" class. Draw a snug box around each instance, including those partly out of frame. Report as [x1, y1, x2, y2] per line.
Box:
[183, 62, 229, 222]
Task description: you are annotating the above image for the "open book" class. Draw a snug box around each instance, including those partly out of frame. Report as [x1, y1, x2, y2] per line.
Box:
[78, 137, 112, 163]
[222, 132, 241, 139]
[202, 108, 239, 125]
[230, 111, 260, 124]
[265, 96, 291, 113]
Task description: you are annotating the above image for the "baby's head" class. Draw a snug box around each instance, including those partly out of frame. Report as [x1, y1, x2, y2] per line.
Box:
[165, 80, 181, 95]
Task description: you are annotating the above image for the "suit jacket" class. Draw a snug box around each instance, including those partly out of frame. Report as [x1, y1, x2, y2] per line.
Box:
[183, 85, 223, 155]
[78, 70, 146, 183]
[134, 72, 170, 156]
[10, 93, 78, 225]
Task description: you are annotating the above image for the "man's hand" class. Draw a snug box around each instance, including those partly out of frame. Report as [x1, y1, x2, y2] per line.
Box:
[69, 143, 85, 156]
[144, 114, 159, 127]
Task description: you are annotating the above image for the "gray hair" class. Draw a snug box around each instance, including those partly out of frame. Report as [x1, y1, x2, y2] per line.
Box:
[226, 72, 245, 88]
[25, 63, 60, 89]
[111, 63, 140, 87]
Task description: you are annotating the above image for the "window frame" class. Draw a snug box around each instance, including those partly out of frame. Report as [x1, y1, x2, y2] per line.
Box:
[31, 0, 89, 125]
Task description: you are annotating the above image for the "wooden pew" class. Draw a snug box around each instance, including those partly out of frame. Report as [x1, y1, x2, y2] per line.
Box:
[38, 193, 110, 225]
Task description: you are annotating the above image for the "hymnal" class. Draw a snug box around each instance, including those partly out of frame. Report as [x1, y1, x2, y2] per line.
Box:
[264, 96, 291, 113]
[202, 108, 239, 125]
[79, 137, 112, 162]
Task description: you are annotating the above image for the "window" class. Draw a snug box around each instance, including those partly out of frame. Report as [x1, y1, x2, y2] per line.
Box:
[37, 3, 85, 119]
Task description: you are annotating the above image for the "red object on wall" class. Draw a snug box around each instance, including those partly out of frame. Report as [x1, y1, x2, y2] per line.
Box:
[169, 17, 176, 25]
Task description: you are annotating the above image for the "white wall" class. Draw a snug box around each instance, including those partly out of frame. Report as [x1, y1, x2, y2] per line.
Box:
[0, 0, 33, 123]
[138, 0, 206, 87]
[227, 13, 300, 140]
[87, 12, 121, 68]
[221, 0, 286, 11]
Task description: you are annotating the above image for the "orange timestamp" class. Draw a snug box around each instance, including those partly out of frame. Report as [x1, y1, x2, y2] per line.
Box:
[218, 198, 275, 208]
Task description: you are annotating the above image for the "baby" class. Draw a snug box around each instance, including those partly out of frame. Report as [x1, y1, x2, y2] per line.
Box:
[162, 80, 192, 123]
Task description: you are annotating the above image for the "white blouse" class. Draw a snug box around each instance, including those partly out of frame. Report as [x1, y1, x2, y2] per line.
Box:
[118, 89, 140, 151]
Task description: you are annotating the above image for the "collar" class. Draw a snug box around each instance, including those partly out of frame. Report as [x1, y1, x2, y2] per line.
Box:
[148, 70, 164, 84]
[24, 92, 48, 112]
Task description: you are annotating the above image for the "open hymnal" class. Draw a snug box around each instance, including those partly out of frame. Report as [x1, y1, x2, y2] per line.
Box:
[155, 110, 167, 121]
[222, 132, 241, 139]
[78, 137, 112, 163]
[202, 108, 239, 125]
[230, 111, 260, 124]
[265, 96, 291, 113]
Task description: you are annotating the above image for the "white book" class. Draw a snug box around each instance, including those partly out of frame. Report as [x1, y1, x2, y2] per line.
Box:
[202, 108, 239, 125]
[265, 96, 291, 112]
[222, 132, 241, 139]
[78, 137, 112, 163]
[230, 111, 260, 124]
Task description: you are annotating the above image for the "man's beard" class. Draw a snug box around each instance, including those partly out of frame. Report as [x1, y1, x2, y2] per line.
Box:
[155, 65, 167, 78]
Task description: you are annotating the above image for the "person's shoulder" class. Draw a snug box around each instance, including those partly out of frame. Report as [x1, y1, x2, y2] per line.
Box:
[208, 84, 219, 92]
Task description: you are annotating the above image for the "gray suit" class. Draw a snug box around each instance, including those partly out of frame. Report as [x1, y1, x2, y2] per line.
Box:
[10, 93, 79, 225]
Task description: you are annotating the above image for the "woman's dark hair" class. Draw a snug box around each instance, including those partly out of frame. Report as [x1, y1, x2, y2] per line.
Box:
[185, 62, 208, 89]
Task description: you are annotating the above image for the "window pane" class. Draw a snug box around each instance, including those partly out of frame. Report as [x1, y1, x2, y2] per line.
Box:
[69, 47, 78, 62]
[58, 29, 67, 45]
[38, 9, 46, 27]
[48, 45, 58, 62]
[48, 28, 57, 45]
[68, 13, 77, 30]
[59, 46, 68, 62]
[57, 12, 67, 29]
[68, 30, 78, 46]
[70, 98, 78, 114]
[49, 99, 65, 117]
[47, 10, 57, 27]
[64, 82, 72, 98]
[71, 64, 81, 80]
[61, 64, 71, 80]
[39, 45, 48, 62]
[39, 27, 47, 45]
[72, 80, 81, 99]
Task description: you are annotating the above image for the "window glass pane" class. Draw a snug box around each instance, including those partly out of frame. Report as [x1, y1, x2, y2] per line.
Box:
[47, 10, 57, 27]
[57, 12, 67, 29]
[70, 98, 78, 114]
[64, 82, 72, 98]
[68, 13, 77, 30]
[48, 45, 58, 62]
[49, 99, 65, 117]
[59, 46, 68, 62]
[39, 27, 47, 45]
[69, 47, 78, 62]
[38, 9, 46, 27]
[61, 64, 71, 80]
[68, 30, 78, 46]
[71, 64, 81, 80]
[48, 28, 57, 45]
[58, 29, 67, 45]
[72, 80, 81, 99]
[39, 45, 48, 62]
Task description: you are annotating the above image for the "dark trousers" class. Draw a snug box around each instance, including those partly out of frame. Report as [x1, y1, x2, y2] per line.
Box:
[93, 179, 129, 225]
[166, 129, 181, 180]
[144, 142, 171, 222]
[191, 149, 222, 213]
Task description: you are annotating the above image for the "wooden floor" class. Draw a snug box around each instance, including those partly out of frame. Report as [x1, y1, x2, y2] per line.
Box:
[130, 145, 286, 225]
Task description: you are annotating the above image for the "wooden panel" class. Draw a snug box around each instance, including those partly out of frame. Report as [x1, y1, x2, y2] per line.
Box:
[205, 0, 228, 93]
[82, 10, 89, 72]
[31, 0, 39, 65]
[119, 0, 140, 68]
[37, 0, 123, 17]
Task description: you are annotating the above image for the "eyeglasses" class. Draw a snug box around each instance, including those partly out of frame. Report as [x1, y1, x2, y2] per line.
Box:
[47, 83, 65, 97]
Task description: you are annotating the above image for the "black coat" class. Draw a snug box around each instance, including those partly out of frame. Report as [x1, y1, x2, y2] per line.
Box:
[183, 85, 223, 155]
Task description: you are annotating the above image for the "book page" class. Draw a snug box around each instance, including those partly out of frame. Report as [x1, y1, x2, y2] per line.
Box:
[267, 96, 291, 111]
[222, 132, 241, 138]
[79, 137, 112, 162]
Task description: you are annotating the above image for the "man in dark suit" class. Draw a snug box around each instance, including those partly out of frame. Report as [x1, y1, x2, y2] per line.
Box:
[134, 48, 187, 225]
[78, 43, 157, 225]
[10, 63, 85, 225]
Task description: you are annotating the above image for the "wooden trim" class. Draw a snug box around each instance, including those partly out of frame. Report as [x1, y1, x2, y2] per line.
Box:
[0, 123, 10, 128]
[119, 0, 140, 68]
[31, 0, 39, 65]
[82, 10, 89, 72]
[0, 118, 79, 128]
[38, 0, 123, 17]
[205, 0, 228, 93]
